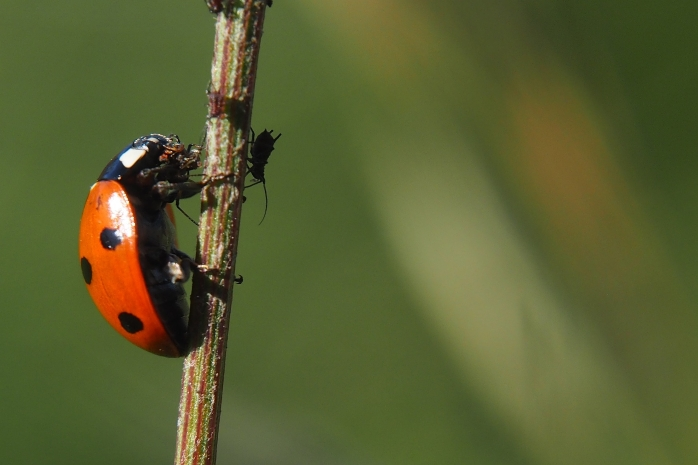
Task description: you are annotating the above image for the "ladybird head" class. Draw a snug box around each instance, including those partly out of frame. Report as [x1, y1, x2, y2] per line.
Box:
[137, 134, 202, 173]
[100, 134, 202, 183]
[164, 141, 202, 173]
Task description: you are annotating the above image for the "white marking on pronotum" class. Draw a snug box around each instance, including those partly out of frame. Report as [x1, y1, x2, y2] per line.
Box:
[119, 148, 148, 168]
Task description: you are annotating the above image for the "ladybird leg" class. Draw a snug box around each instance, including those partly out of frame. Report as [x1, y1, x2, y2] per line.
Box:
[136, 167, 158, 185]
[165, 254, 192, 284]
[171, 247, 194, 265]
[195, 263, 243, 284]
[142, 247, 193, 284]
[170, 247, 196, 283]
[152, 180, 204, 203]
[137, 165, 179, 186]
[201, 173, 235, 185]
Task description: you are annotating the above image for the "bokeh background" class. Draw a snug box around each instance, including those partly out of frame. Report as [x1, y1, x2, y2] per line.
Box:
[1, 0, 697, 463]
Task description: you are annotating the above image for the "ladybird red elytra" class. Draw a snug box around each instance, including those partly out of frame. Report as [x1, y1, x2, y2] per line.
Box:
[79, 134, 203, 357]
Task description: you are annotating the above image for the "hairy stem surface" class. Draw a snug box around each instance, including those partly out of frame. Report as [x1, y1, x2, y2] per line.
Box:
[174, 2, 270, 464]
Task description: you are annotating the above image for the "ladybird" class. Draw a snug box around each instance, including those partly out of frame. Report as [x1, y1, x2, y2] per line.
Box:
[79, 134, 203, 357]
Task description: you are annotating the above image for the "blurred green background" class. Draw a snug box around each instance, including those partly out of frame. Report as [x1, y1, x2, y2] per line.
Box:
[1, 0, 697, 463]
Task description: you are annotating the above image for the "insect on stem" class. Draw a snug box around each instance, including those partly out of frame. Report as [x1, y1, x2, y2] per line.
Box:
[244, 128, 282, 224]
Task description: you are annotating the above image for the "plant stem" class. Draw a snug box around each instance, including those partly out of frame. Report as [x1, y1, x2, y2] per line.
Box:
[174, 2, 270, 464]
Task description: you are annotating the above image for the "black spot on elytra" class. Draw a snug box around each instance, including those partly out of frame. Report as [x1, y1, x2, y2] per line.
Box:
[100, 228, 122, 250]
[118, 312, 144, 334]
[80, 257, 92, 284]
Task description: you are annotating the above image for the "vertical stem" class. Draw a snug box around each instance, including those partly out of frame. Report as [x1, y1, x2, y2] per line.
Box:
[174, 2, 270, 464]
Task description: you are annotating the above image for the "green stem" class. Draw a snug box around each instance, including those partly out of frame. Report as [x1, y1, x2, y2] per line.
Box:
[174, 2, 270, 464]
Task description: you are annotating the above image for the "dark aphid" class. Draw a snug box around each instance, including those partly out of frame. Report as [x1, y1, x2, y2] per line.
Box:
[245, 128, 282, 224]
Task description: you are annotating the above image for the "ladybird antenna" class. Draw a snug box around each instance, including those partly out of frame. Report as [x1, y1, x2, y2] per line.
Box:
[258, 181, 268, 225]
[176, 199, 199, 226]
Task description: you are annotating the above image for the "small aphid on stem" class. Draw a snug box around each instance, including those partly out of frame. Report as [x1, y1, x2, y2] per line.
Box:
[245, 128, 282, 224]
